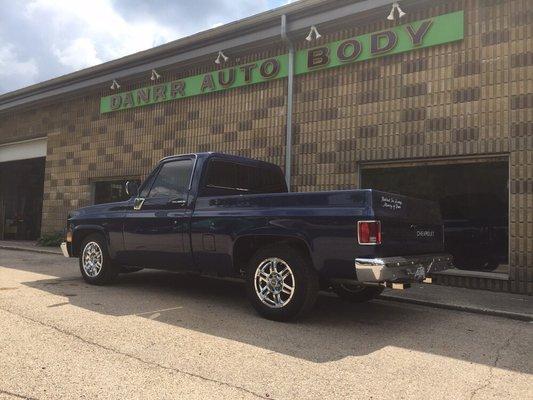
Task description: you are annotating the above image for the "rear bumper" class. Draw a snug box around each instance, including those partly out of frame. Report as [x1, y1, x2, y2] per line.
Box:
[60, 242, 71, 258]
[355, 253, 453, 283]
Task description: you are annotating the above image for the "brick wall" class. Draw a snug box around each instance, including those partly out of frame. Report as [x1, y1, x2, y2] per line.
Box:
[0, 0, 531, 293]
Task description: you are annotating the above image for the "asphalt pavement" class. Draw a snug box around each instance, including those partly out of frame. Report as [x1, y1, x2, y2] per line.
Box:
[0, 248, 531, 400]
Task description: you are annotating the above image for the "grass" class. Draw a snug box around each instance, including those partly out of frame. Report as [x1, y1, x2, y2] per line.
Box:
[37, 232, 64, 247]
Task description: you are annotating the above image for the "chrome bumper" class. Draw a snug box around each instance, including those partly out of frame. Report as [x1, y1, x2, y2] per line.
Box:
[355, 253, 453, 283]
[60, 242, 71, 258]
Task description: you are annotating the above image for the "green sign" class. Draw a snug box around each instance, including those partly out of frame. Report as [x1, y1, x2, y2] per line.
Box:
[100, 10, 464, 113]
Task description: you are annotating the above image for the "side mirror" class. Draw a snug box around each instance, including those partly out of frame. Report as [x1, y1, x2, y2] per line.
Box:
[125, 181, 139, 197]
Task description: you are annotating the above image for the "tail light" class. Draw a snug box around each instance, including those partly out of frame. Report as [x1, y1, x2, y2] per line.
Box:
[358, 220, 382, 245]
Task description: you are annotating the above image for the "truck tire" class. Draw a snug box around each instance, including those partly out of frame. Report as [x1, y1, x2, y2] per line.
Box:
[333, 283, 384, 303]
[79, 233, 119, 285]
[245, 244, 319, 322]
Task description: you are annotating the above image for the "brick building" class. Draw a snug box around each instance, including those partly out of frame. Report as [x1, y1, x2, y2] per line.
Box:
[0, 0, 531, 294]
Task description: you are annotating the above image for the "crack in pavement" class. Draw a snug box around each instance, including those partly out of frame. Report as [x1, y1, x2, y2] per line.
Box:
[468, 328, 517, 400]
[0, 389, 40, 400]
[0, 307, 274, 400]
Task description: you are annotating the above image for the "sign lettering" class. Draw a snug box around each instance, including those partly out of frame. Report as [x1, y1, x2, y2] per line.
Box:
[218, 69, 236, 87]
[240, 63, 257, 82]
[100, 11, 464, 113]
[406, 20, 433, 46]
[371, 31, 398, 54]
[259, 58, 280, 79]
[337, 39, 362, 62]
[307, 47, 330, 69]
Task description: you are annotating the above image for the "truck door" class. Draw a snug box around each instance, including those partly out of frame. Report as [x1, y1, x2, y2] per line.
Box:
[122, 157, 195, 269]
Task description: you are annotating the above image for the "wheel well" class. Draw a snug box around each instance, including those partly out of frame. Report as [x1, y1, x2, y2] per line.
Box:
[232, 235, 312, 275]
[72, 229, 105, 257]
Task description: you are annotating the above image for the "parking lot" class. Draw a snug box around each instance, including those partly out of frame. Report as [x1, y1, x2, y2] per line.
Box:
[0, 248, 531, 400]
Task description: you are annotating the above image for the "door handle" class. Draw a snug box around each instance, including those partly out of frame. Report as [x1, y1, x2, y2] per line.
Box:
[169, 198, 187, 206]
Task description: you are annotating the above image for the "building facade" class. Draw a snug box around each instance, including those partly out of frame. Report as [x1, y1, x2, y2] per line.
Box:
[0, 0, 531, 294]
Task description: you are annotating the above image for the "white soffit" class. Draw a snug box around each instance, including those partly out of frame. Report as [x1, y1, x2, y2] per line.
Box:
[0, 137, 47, 163]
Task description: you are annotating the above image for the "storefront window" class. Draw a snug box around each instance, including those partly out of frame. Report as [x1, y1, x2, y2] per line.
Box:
[93, 179, 140, 205]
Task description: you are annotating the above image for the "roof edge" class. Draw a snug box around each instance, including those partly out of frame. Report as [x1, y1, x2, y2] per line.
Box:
[0, 0, 396, 111]
[0, 0, 327, 102]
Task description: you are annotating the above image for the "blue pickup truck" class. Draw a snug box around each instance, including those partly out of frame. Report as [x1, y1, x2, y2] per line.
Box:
[61, 152, 452, 321]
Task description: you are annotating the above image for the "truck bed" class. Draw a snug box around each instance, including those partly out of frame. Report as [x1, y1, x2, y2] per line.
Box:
[191, 189, 445, 278]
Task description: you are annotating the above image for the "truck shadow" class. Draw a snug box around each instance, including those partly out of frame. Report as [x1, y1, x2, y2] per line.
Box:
[8, 259, 528, 373]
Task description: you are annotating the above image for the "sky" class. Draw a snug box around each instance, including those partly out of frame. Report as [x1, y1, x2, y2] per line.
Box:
[0, 0, 294, 95]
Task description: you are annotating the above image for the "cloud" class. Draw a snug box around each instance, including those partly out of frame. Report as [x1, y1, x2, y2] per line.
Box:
[53, 38, 102, 70]
[25, 0, 182, 68]
[0, 0, 288, 94]
[0, 44, 39, 91]
[111, 0, 273, 33]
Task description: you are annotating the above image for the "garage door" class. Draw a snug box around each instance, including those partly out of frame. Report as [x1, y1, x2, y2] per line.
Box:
[0, 137, 47, 163]
[361, 158, 509, 274]
[0, 138, 47, 240]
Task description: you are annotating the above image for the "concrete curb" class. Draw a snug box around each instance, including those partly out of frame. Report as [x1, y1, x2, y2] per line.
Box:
[378, 294, 533, 322]
[0, 245, 62, 256]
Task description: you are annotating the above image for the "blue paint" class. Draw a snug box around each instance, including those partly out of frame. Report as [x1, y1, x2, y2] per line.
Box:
[67, 153, 445, 280]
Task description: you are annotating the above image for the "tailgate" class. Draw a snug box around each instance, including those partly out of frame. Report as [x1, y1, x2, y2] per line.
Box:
[371, 191, 445, 256]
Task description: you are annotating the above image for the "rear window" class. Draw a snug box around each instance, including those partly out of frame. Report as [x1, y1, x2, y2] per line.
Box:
[200, 160, 286, 196]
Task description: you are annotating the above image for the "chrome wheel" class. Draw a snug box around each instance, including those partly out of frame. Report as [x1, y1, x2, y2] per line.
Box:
[82, 241, 103, 277]
[254, 257, 295, 308]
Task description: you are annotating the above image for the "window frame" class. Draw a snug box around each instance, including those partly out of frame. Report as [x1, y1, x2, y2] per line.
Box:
[138, 167, 160, 199]
[144, 156, 196, 200]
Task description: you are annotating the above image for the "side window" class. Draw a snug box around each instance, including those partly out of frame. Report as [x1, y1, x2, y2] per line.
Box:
[202, 160, 286, 196]
[205, 160, 236, 190]
[259, 168, 287, 193]
[147, 159, 194, 198]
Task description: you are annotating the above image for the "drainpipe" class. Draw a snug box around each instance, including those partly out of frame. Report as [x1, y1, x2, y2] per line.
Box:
[281, 14, 294, 192]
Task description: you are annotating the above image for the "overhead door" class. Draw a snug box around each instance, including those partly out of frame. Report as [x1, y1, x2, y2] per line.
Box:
[361, 157, 509, 274]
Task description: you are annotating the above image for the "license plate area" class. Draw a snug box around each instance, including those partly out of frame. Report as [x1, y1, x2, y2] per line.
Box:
[393, 264, 427, 283]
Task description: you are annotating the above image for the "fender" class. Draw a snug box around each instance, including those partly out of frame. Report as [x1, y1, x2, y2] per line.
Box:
[71, 225, 113, 257]
[231, 224, 319, 271]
